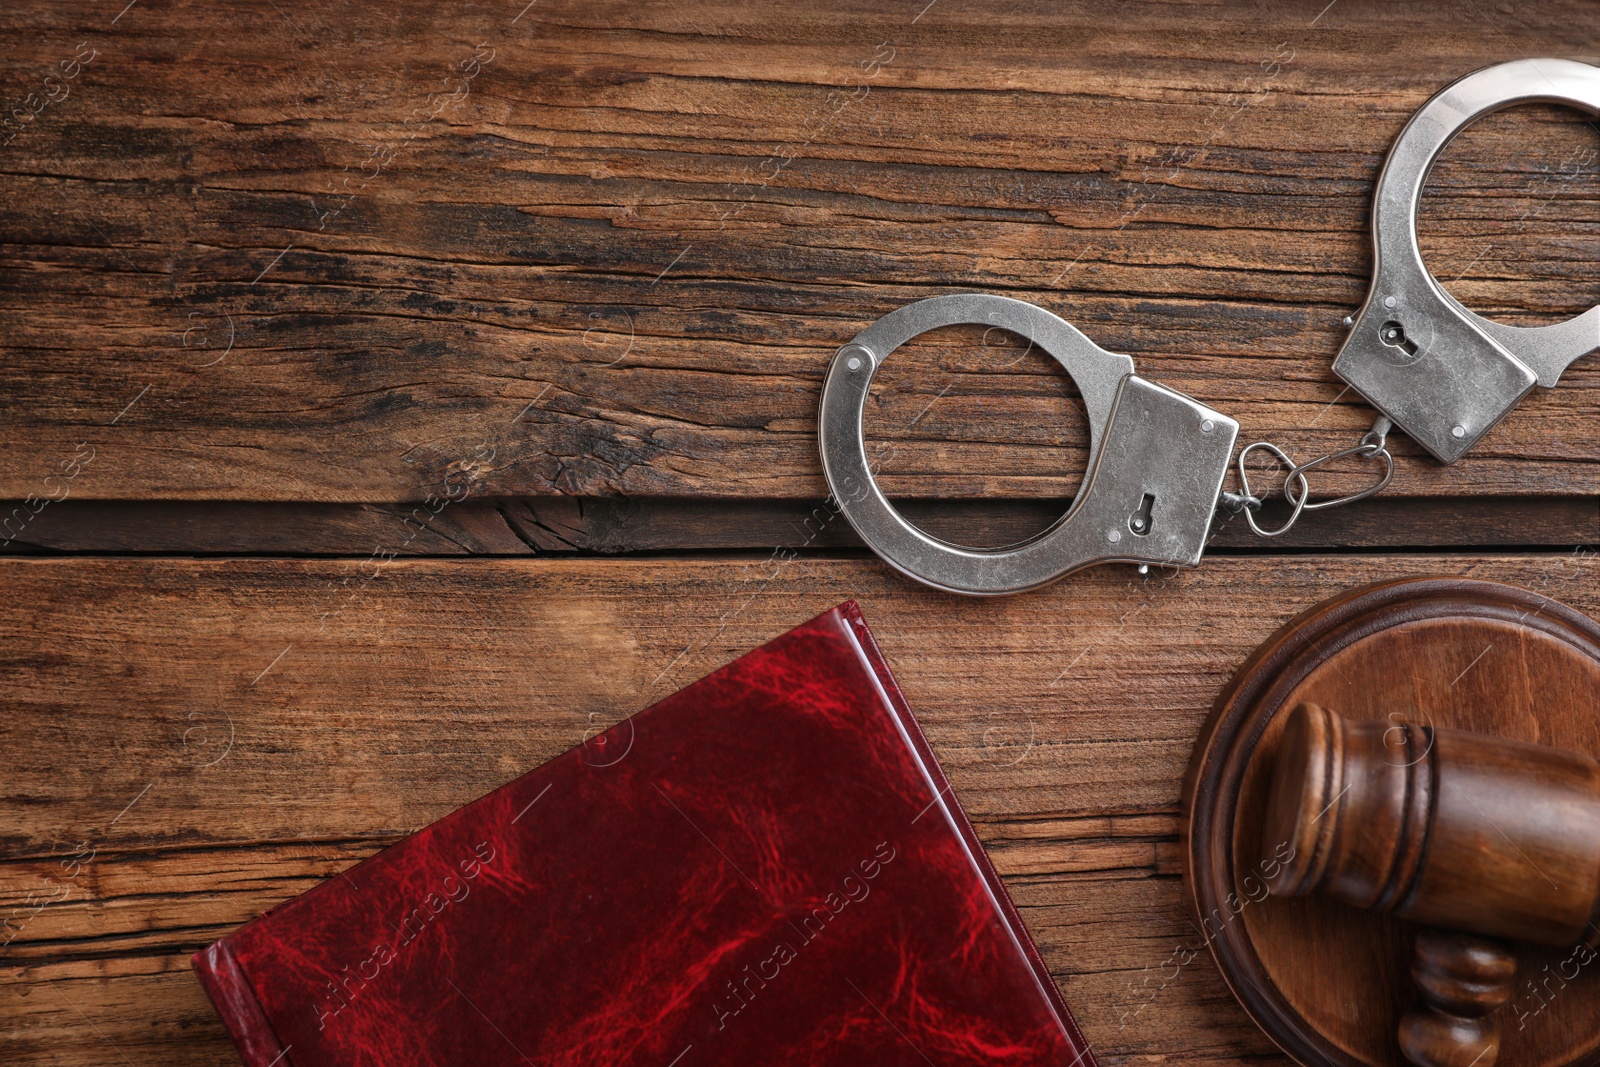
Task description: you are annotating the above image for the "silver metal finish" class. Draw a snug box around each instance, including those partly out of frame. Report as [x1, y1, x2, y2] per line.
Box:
[1235, 442, 1310, 538]
[1333, 58, 1600, 463]
[818, 293, 1238, 595]
[819, 60, 1600, 592]
[1290, 417, 1394, 512]
[1234, 416, 1394, 538]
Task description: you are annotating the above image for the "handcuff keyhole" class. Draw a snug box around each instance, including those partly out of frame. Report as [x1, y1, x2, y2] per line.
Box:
[1128, 492, 1155, 536]
[1379, 320, 1418, 357]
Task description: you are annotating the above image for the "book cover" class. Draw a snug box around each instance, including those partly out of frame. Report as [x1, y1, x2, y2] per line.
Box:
[194, 601, 1094, 1066]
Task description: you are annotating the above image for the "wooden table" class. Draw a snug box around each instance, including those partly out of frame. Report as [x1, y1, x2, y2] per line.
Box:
[2, 1, 1597, 1063]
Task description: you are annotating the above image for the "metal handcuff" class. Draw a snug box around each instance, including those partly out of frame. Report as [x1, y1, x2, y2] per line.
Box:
[818, 58, 1600, 596]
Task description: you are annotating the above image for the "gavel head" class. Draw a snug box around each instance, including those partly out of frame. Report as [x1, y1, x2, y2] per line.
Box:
[1261, 702, 1600, 948]
[1261, 703, 1600, 1067]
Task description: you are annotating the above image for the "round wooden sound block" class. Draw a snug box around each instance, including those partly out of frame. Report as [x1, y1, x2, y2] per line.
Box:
[1184, 577, 1600, 1067]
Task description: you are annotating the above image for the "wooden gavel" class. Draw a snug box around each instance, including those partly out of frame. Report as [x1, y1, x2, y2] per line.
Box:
[1261, 703, 1600, 1067]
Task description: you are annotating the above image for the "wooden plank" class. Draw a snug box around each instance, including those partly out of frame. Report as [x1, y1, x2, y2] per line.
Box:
[3, 494, 1597, 555]
[2, 1, 1598, 502]
[6, 553, 1600, 1062]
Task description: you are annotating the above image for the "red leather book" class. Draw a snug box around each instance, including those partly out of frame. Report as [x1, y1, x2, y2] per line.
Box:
[194, 602, 1094, 1066]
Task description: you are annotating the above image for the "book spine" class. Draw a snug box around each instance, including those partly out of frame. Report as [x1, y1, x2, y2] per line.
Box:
[193, 938, 293, 1067]
[841, 601, 1100, 1067]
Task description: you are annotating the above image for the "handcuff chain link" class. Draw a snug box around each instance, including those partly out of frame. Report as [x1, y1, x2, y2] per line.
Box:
[1225, 416, 1394, 539]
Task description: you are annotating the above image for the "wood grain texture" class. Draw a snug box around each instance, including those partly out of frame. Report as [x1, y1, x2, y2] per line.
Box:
[2, 1, 1598, 503]
[6, 553, 1600, 1064]
[6, 0, 1600, 1062]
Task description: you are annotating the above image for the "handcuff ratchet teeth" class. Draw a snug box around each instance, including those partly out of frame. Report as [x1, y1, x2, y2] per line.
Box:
[819, 58, 1600, 596]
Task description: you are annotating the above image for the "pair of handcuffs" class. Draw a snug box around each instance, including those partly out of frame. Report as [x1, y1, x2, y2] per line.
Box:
[819, 58, 1600, 596]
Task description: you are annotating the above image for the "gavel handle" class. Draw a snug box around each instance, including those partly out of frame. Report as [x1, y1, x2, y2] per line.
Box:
[1399, 929, 1517, 1067]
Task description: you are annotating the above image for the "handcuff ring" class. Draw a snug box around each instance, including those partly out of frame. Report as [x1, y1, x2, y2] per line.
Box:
[818, 293, 1238, 595]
